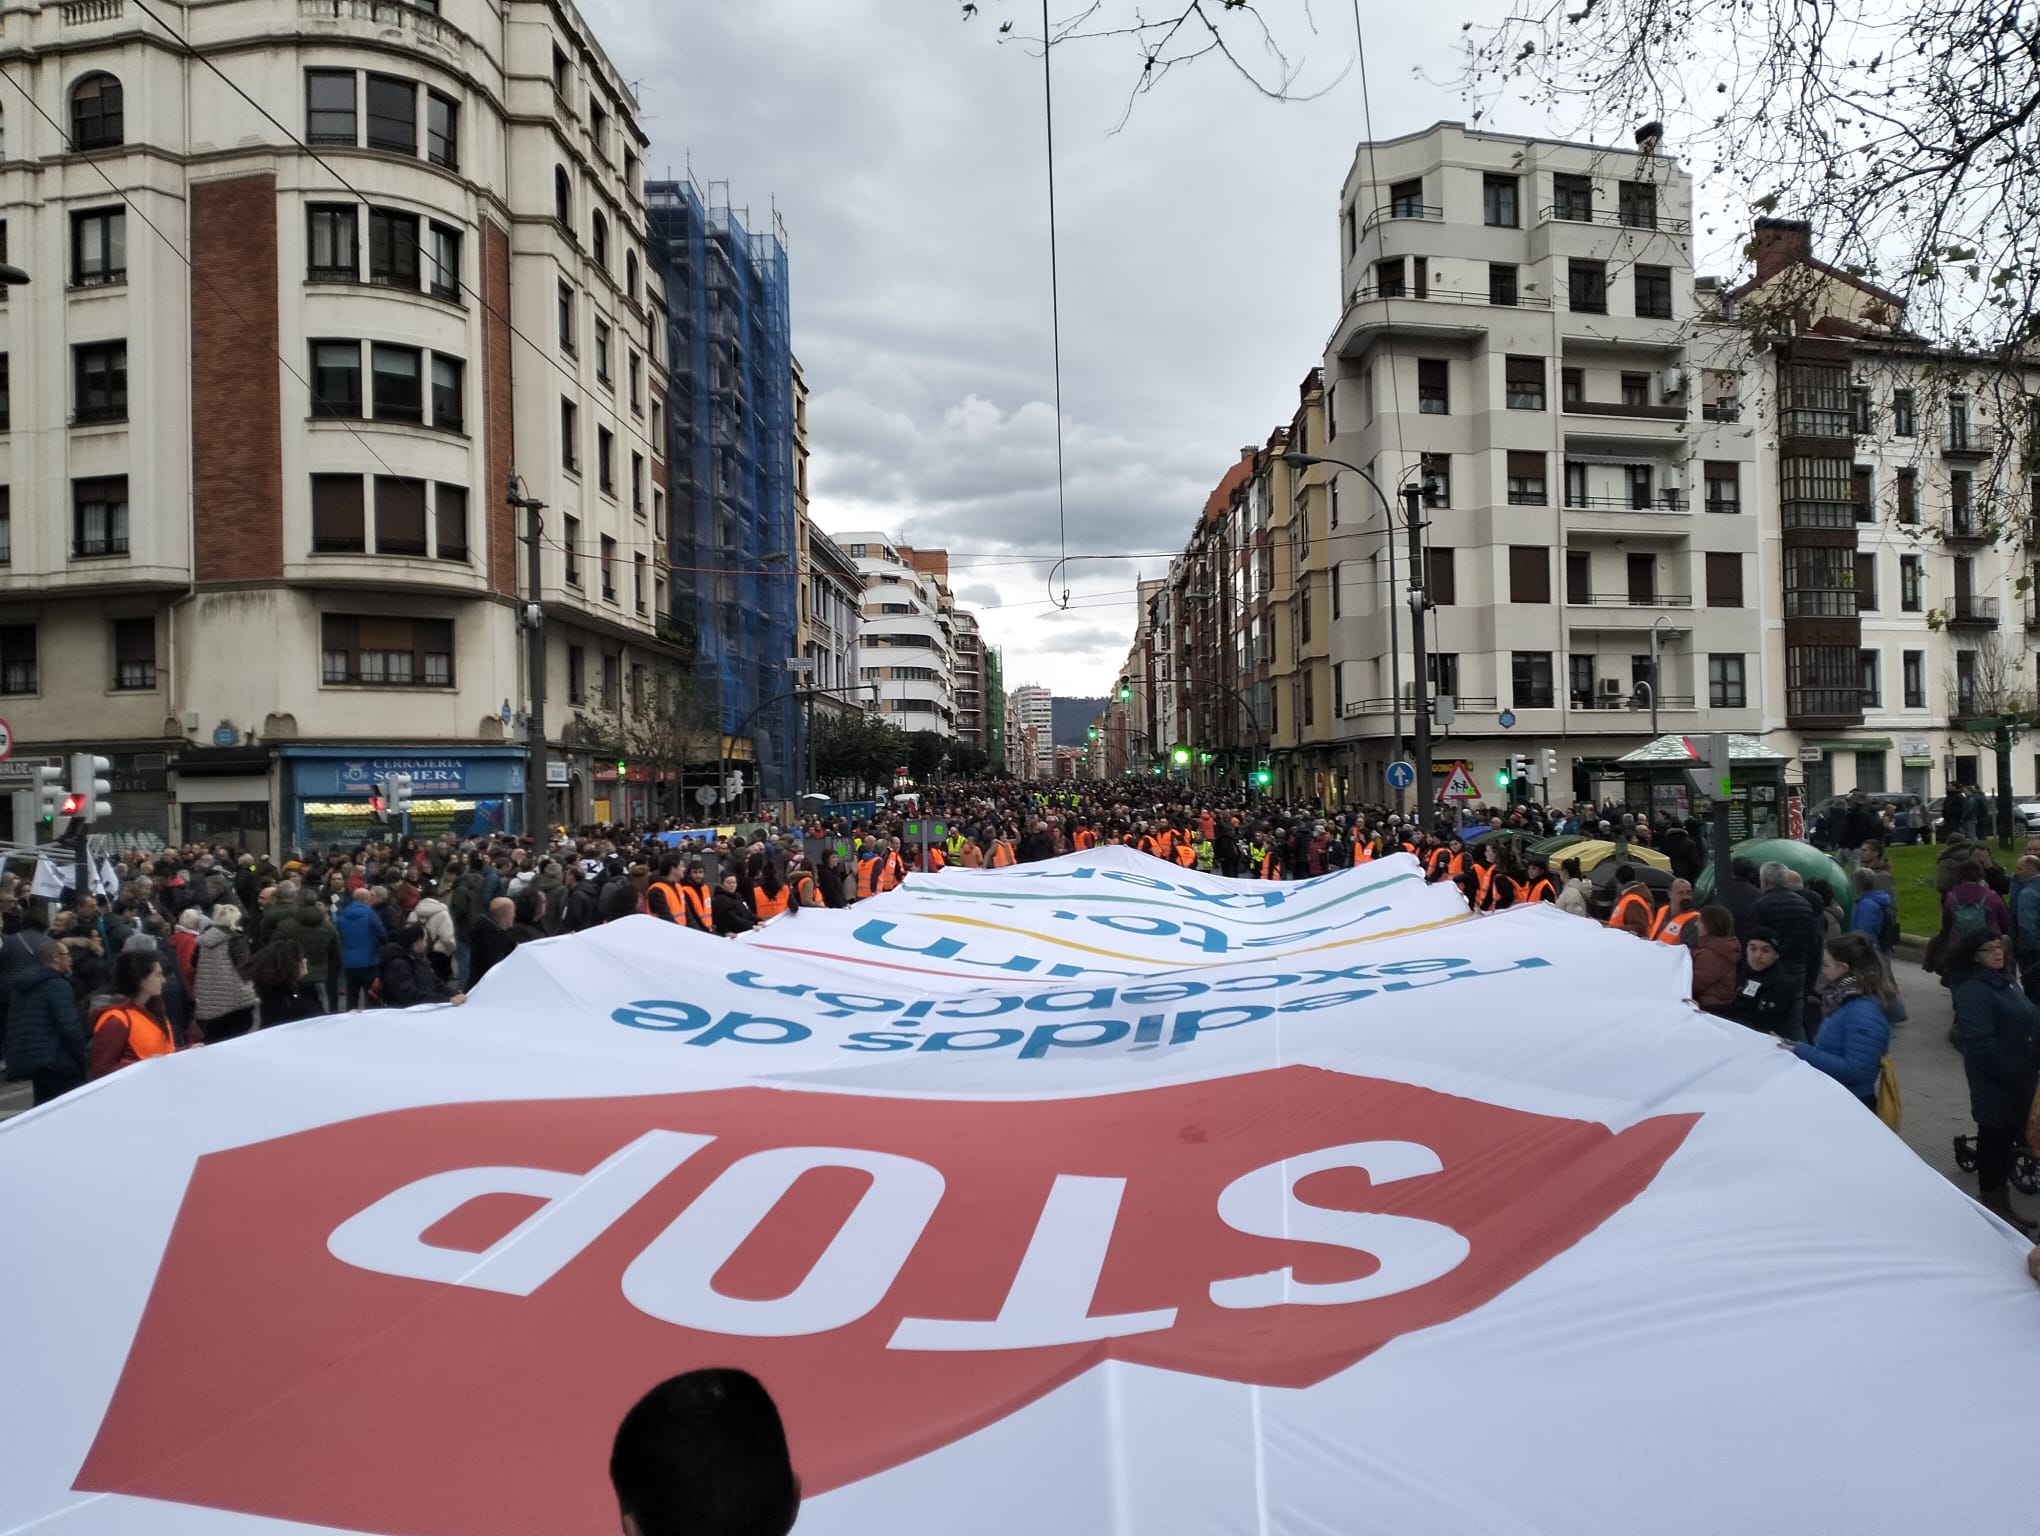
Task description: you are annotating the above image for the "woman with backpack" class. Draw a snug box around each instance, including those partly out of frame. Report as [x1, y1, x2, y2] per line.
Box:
[1928, 859, 2011, 974]
[1849, 868, 1898, 954]
[1942, 927, 2040, 1234]
[193, 903, 259, 1043]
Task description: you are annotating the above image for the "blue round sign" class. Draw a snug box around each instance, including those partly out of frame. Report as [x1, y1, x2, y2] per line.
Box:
[1385, 760, 1416, 790]
[1498, 711, 1518, 729]
[212, 726, 238, 748]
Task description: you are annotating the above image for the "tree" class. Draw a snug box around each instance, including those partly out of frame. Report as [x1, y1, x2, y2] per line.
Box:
[1460, 0, 2040, 358]
[947, 742, 992, 778]
[1941, 633, 2035, 847]
[573, 669, 719, 820]
[812, 711, 905, 798]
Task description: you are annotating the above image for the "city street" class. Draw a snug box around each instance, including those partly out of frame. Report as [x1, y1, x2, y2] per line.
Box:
[2, 956, 1993, 1202]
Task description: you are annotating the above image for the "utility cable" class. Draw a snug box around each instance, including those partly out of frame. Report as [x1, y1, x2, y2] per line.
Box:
[1040, 0, 1072, 611]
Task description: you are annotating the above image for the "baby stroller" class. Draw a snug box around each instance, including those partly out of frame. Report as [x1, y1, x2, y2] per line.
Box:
[1953, 1135, 2040, 1195]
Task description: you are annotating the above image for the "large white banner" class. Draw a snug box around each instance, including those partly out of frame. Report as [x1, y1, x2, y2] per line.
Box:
[1, 849, 2033, 1534]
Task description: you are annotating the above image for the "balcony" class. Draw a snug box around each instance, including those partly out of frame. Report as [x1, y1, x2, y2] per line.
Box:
[1358, 202, 1443, 235]
[1945, 511, 1988, 545]
[1948, 595, 2000, 629]
[1780, 501, 1855, 532]
[1348, 283, 1552, 311]
[1563, 399, 1687, 424]
[1570, 692, 1696, 712]
[1701, 401, 1742, 424]
[1780, 407, 1852, 440]
[1565, 492, 1688, 514]
[1786, 688, 1865, 727]
[1783, 589, 1858, 620]
[1566, 593, 1693, 608]
[1944, 427, 1996, 459]
[1535, 204, 1691, 235]
[62, 0, 123, 20]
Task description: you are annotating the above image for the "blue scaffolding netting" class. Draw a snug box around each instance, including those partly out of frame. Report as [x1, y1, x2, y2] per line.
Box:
[647, 175, 799, 805]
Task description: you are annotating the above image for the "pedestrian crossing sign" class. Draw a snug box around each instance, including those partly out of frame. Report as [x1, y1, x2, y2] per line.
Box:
[1440, 760, 1479, 800]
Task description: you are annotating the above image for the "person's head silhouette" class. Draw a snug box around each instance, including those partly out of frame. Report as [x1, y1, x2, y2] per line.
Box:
[611, 1369, 799, 1536]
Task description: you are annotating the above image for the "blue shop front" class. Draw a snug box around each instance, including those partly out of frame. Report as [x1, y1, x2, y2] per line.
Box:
[281, 748, 528, 851]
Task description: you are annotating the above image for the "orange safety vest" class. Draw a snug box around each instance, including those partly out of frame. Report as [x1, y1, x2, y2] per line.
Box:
[1521, 876, 1555, 905]
[1260, 849, 1280, 880]
[1427, 849, 1452, 881]
[790, 871, 820, 908]
[753, 886, 791, 920]
[1072, 828, 1098, 851]
[1351, 838, 1374, 865]
[94, 1003, 176, 1066]
[923, 847, 946, 873]
[856, 855, 882, 900]
[678, 884, 712, 929]
[1173, 841, 1197, 868]
[876, 851, 905, 892]
[647, 879, 687, 924]
[1467, 863, 1494, 909]
[1608, 890, 1654, 934]
[957, 843, 984, 868]
[989, 841, 1016, 868]
[1653, 908, 1696, 944]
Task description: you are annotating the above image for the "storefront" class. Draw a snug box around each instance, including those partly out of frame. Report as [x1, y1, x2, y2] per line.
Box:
[171, 744, 277, 855]
[281, 748, 528, 850]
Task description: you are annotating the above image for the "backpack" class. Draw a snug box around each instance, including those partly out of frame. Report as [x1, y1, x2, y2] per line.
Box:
[1880, 901, 1901, 951]
[1951, 896, 1991, 934]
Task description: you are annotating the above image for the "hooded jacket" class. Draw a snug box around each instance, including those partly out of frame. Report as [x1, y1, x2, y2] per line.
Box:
[335, 900, 385, 970]
[193, 925, 259, 1022]
[411, 896, 457, 956]
[272, 902, 339, 973]
[1792, 989, 1891, 1102]
[1689, 934, 1741, 1009]
[3, 965, 86, 1081]
[1849, 888, 1896, 951]
[1948, 963, 2040, 1126]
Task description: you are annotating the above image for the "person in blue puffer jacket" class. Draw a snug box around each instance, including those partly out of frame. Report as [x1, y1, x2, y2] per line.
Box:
[1849, 868, 1896, 953]
[334, 890, 385, 1010]
[1789, 932, 1893, 1108]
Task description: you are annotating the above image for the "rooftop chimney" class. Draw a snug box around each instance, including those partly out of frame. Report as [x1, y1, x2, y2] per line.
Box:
[1751, 217, 1812, 281]
[1634, 120, 1664, 153]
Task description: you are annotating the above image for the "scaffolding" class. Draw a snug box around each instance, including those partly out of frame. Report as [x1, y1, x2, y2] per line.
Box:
[647, 172, 799, 805]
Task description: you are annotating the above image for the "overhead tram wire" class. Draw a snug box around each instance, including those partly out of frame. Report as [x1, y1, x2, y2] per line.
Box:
[1040, 0, 1073, 611]
[0, 75, 412, 487]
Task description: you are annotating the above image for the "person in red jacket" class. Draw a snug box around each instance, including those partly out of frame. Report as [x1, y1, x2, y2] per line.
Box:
[91, 948, 195, 1078]
[1689, 907, 1743, 1012]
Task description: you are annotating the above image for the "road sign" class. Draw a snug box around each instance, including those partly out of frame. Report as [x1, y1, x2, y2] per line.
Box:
[1439, 761, 1479, 801]
[1497, 711, 1517, 730]
[785, 658, 815, 674]
[694, 786, 719, 807]
[212, 726, 237, 748]
[0, 718, 13, 763]
[1385, 760, 1416, 790]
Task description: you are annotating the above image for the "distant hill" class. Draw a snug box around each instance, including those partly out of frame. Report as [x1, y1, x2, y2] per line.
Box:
[1053, 697, 1108, 746]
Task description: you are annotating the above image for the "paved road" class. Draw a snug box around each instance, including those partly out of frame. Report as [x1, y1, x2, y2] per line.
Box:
[0, 961, 1999, 1199]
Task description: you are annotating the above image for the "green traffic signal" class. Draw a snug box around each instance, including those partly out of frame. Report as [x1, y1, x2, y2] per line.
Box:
[1118, 686, 1132, 702]
[1171, 746, 1191, 766]
[1254, 766, 1271, 786]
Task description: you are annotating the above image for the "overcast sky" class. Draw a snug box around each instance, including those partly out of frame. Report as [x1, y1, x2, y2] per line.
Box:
[582, 0, 1517, 697]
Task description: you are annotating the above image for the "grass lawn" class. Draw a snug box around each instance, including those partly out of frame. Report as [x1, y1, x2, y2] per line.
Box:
[1887, 843, 1945, 938]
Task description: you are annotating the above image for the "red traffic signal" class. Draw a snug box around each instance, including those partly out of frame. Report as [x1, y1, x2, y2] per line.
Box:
[58, 794, 85, 817]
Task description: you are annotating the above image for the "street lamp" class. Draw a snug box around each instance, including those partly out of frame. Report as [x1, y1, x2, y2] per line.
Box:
[1284, 451, 1434, 813]
[0, 264, 28, 288]
[1642, 615, 1677, 737]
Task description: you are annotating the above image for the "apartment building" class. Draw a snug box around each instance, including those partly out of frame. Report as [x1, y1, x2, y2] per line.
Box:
[1007, 684, 1054, 777]
[839, 531, 957, 736]
[1107, 577, 1166, 776]
[1726, 219, 2040, 803]
[952, 609, 987, 755]
[1266, 370, 1337, 799]
[0, 0, 671, 847]
[1319, 121, 1763, 801]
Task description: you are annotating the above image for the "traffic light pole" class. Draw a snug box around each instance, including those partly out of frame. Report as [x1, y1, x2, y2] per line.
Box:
[1403, 483, 1434, 828]
[510, 476, 548, 839]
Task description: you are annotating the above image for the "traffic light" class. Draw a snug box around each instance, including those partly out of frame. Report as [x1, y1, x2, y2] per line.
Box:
[1496, 763, 1513, 791]
[1541, 747, 1558, 784]
[67, 753, 112, 824]
[368, 783, 390, 827]
[1086, 726, 1098, 741]
[1171, 745, 1191, 767]
[32, 764, 65, 827]
[1253, 764, 1272, 787]
[1118, 685, 1132, 702]
[386, 773, 413, 817]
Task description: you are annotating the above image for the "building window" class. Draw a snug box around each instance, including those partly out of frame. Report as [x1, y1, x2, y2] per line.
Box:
[627, 250, 640, 303]
[365, 75, 416, 153]
[306, 69, 356, 143]
[554, 165, 573, 228]
[600, 535, 618, 601]
[112, 616, 156, 691]
[426, 90, 459, 169]
[1552, 173, 1593, 221]
[1621, 372, 1650, 408]
[72, 475, 128, 557]
[1634, 265, 1672, 318]
[1949, 392, 1974, 450]
[1900, 554, 1922, 611]
[435, 483, 468, 562]
[1626, 464, 1654, 510]
[430, 355, 463, 432]
[1506, 451, 1546, 506]
[1957, 649, 1978, 715]
[0, 354, 8, 431]
[597, 427, 615, 495]
[1511, 651, 1555, 709]
[552, 44, 570, 94]
[563, 514, 582, 585]
[1849, 385, 1873, 435]
[1330, 563, 1342, 620]
[1411, 257, 1430, 298]
[567, 643, 586, 705]
[1482, 173, 1520, 227]
[1502, 356, 1545, 410]
[0, 487, 9, 566]
[367, 207, 419, 288]
[1705, 552, 1743, 607]
[628, 352, 643, 412]
[592, 210, 609, 269]
[558, 280, 576, 352]
[71, 72, 124, 150]
[311, 473, 365, 552]
[1564, 459, 1588, 507]
[370, 343, 422, 422]
[1858, 650, 1884, 709]
[1568, 259, 1607, 313]
[0, 624, 36, 695]
[1617, 180, 1656, 228]
[1565, 550, 1590, 605]
[1853, 464, 1874, 523]
[308, 205, 359, 280]
[1951, 470, 1975, 535]
[73, 341, 127, 423]
[1509, 545, 1550, 603]
[311, 339, 362, 417]
[1891, 388, 1915, 437]
[1896, 467, 1917, 523]
[320, 614, 454, 687]
[1488, 263, 1517, 306]
[426, 222, 461, 302]
[561, 398, 578, 471]
[1708, 654, 1746, 709]
[1561, 367, 1584, 406]
[1848, 551, 1877, 612]
[1417, 359, 1448, 414]
[71, 208, 125, 287]
[631, 451, 645, 515]
[595, 319, 612, 385]
[1903, 649, 1925, 709]
[1426, 546, 1455, 605]
[1388, 178, 1424, 217]
[374, 476, 428, 555]
[1375, 257, 1406, 298]
[590, 100, 609, 157]
[602, 653, 621, 711]
[1420, 452, 1451, 507]
[1704, 460, 1740, 513]
[633, 552, 647, 613]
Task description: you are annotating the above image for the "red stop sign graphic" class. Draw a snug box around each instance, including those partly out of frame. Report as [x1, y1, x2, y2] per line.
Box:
[76, 1067, 1694, 1534]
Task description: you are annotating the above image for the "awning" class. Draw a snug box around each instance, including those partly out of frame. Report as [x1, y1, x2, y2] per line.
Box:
[1804, 738, 1893, 752]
